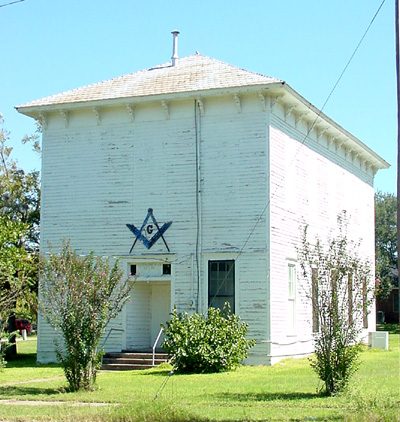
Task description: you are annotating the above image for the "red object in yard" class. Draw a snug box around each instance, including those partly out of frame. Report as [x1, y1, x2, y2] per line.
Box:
[15, 319, 32, 336]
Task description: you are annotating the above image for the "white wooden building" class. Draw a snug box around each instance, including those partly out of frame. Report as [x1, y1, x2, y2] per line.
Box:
[17, 38, 388, 365]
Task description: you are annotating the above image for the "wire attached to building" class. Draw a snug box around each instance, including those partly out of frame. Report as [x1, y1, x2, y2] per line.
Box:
[194, 99, 202, 312]
[208, 0, 388, 306]
[233, 0, 387, 263]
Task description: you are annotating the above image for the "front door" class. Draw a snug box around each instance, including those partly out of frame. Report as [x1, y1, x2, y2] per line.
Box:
[151, 283, 171, 349]
[125, 282, 170, 351]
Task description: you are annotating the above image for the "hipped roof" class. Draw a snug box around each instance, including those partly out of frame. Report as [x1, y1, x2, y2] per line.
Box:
[16, 54, 389, 170]
[17, 54, 281, 108]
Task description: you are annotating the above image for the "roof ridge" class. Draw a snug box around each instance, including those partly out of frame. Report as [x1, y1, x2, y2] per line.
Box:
[16, 54, 282, 109]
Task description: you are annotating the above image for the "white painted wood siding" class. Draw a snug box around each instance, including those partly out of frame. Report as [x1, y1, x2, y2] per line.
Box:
[37, 92, 377, 365]
[268, 106, 376, 363]
[38, 95, 271, 362]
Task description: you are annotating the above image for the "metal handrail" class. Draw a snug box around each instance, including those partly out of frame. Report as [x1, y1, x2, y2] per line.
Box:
[100, 327, 125, 350]
[152, 327, 164, 366]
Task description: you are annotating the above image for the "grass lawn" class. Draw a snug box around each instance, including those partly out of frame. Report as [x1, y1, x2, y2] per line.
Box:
[0, 329, 398, 421]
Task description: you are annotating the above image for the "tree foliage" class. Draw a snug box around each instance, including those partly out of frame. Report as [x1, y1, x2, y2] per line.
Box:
[298, 211, 373, 396]
[162, 305, 255, 374]
[0, 114, 40, 325]
[375, 191, 397, 300]
[39, 242, 132, 391]
[0, 216, 30, 367]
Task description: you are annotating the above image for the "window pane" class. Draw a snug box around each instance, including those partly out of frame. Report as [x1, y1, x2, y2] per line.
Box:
[288, 264, 296, 299]
[288, 263, 296, 332]
[209, 296, 233, 311]
[394, 293, 399, 313]
[208, 260, 235, 312]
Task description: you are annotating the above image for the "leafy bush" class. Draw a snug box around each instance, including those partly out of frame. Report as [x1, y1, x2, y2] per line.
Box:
[298, 211, 372, 396]
[162, 305, 255, 373]
[40, 241, 132, 391]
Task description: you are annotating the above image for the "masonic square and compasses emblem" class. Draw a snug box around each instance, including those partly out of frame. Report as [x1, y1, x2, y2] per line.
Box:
[127, 208, 172, 253]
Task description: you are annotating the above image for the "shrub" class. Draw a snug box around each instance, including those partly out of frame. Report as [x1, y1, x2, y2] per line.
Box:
[162, 304, 255, 373]
[40, 241, 132, 391]
[298, 211, 373, 396]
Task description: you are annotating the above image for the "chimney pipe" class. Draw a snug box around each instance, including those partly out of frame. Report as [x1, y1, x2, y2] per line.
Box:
[171, 30, 180, 66]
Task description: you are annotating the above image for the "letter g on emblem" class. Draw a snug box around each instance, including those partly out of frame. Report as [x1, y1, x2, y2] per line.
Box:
[127, 208, 172, 252]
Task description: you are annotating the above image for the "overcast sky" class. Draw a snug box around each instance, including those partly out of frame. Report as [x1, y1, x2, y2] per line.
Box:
[1, 0, 396, 193]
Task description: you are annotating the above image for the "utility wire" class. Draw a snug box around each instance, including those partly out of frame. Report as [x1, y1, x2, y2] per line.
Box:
[208, 0, 388, 306]
[157, 0, 387, 401]
[0, 0, 25, 8]
[233, 0, 387, 261]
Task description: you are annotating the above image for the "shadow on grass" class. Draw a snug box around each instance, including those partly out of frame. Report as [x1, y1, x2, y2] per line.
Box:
[214, 391, 323, 402]
[0, 385, 63, 397]
[6, 353, 61, 369]
[377, 323, 400, 334]
[139, 369, 174, 376]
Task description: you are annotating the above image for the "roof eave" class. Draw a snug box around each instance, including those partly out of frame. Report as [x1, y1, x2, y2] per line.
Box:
[15, 82, 285, 117]
[280, 84, 390, 170]
[15, 81, 389, 171]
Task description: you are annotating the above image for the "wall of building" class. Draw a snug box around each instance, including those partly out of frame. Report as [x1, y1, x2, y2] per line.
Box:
[268, 104, 376, 363]
[37, 94, 272, 363]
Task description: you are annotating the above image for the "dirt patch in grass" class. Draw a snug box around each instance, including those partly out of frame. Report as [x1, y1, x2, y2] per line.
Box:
[0, 399, 116, 407]
[0, 376, 64, 387]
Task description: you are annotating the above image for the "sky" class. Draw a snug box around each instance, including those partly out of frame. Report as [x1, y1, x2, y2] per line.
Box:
[0, 0, 397, 194]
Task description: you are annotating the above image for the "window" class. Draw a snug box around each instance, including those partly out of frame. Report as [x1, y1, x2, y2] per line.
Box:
[130, 264, 136, 276]
[288, 263, 296, 332]
[348, 274, 353, 326]
[208, 260, 235, 312]
[312, 268, 319, 332]
[163, 264, 171, 275]
[362, 278, 368, 329]
[393, 291, 399, 313]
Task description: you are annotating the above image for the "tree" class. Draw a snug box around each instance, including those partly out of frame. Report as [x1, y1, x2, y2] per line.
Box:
[375, 192, 397, 299]
[0, 114, 40, 327]
[39, 242, 132, 391]
[0, 216, 30, 366]
[298, 211, 373, 396]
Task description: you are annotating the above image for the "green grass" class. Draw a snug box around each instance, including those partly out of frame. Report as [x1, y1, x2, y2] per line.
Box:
[0, 334, 399, 421]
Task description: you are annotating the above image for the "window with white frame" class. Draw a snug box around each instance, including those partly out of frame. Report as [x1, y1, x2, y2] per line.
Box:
[288, 263, 296, 332]
[208, 260, 235, 312]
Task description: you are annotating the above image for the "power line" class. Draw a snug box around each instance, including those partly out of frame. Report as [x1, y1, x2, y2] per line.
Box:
[0, 0, 25, 8]
[209, 0, 388, 306]
[234, 0, 387, 261]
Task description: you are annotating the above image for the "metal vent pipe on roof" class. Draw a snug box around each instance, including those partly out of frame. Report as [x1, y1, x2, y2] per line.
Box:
[171, 30, 180, 66]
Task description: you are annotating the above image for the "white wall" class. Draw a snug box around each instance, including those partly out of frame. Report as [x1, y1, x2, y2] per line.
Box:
[268, 106, 376, 363]
[37, 92, 377, 365]
[38, 94, 271, 362]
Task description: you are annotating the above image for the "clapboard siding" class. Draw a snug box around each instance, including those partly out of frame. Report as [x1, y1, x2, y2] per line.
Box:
[37, 91, 377, 365]
[38, 95, 271, 362]
[268, 107, 375, 363]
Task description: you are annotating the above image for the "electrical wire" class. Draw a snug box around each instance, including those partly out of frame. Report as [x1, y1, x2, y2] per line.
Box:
[232, 0, 387, 262]
[0, 0, 25, 8]
[194, 100, 201, 312]
[208, 0, 387, 305]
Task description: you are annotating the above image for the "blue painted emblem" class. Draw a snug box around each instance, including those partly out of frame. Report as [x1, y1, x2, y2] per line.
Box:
[127, 208, 172, 253]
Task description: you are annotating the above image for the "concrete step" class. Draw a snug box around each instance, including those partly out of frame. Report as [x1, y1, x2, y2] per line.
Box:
[106, 352, 168, 359]
[101, 363, 155, 371]
[102, 357, 167, 365]
[101, 351, 169, 371]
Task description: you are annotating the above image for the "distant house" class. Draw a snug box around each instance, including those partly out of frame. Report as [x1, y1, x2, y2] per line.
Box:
[17, 36, 389, 365]
[376, 269, 399, 323]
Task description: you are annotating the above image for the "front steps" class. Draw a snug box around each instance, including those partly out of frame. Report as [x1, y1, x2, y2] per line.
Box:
[101, 351, 169, 370]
